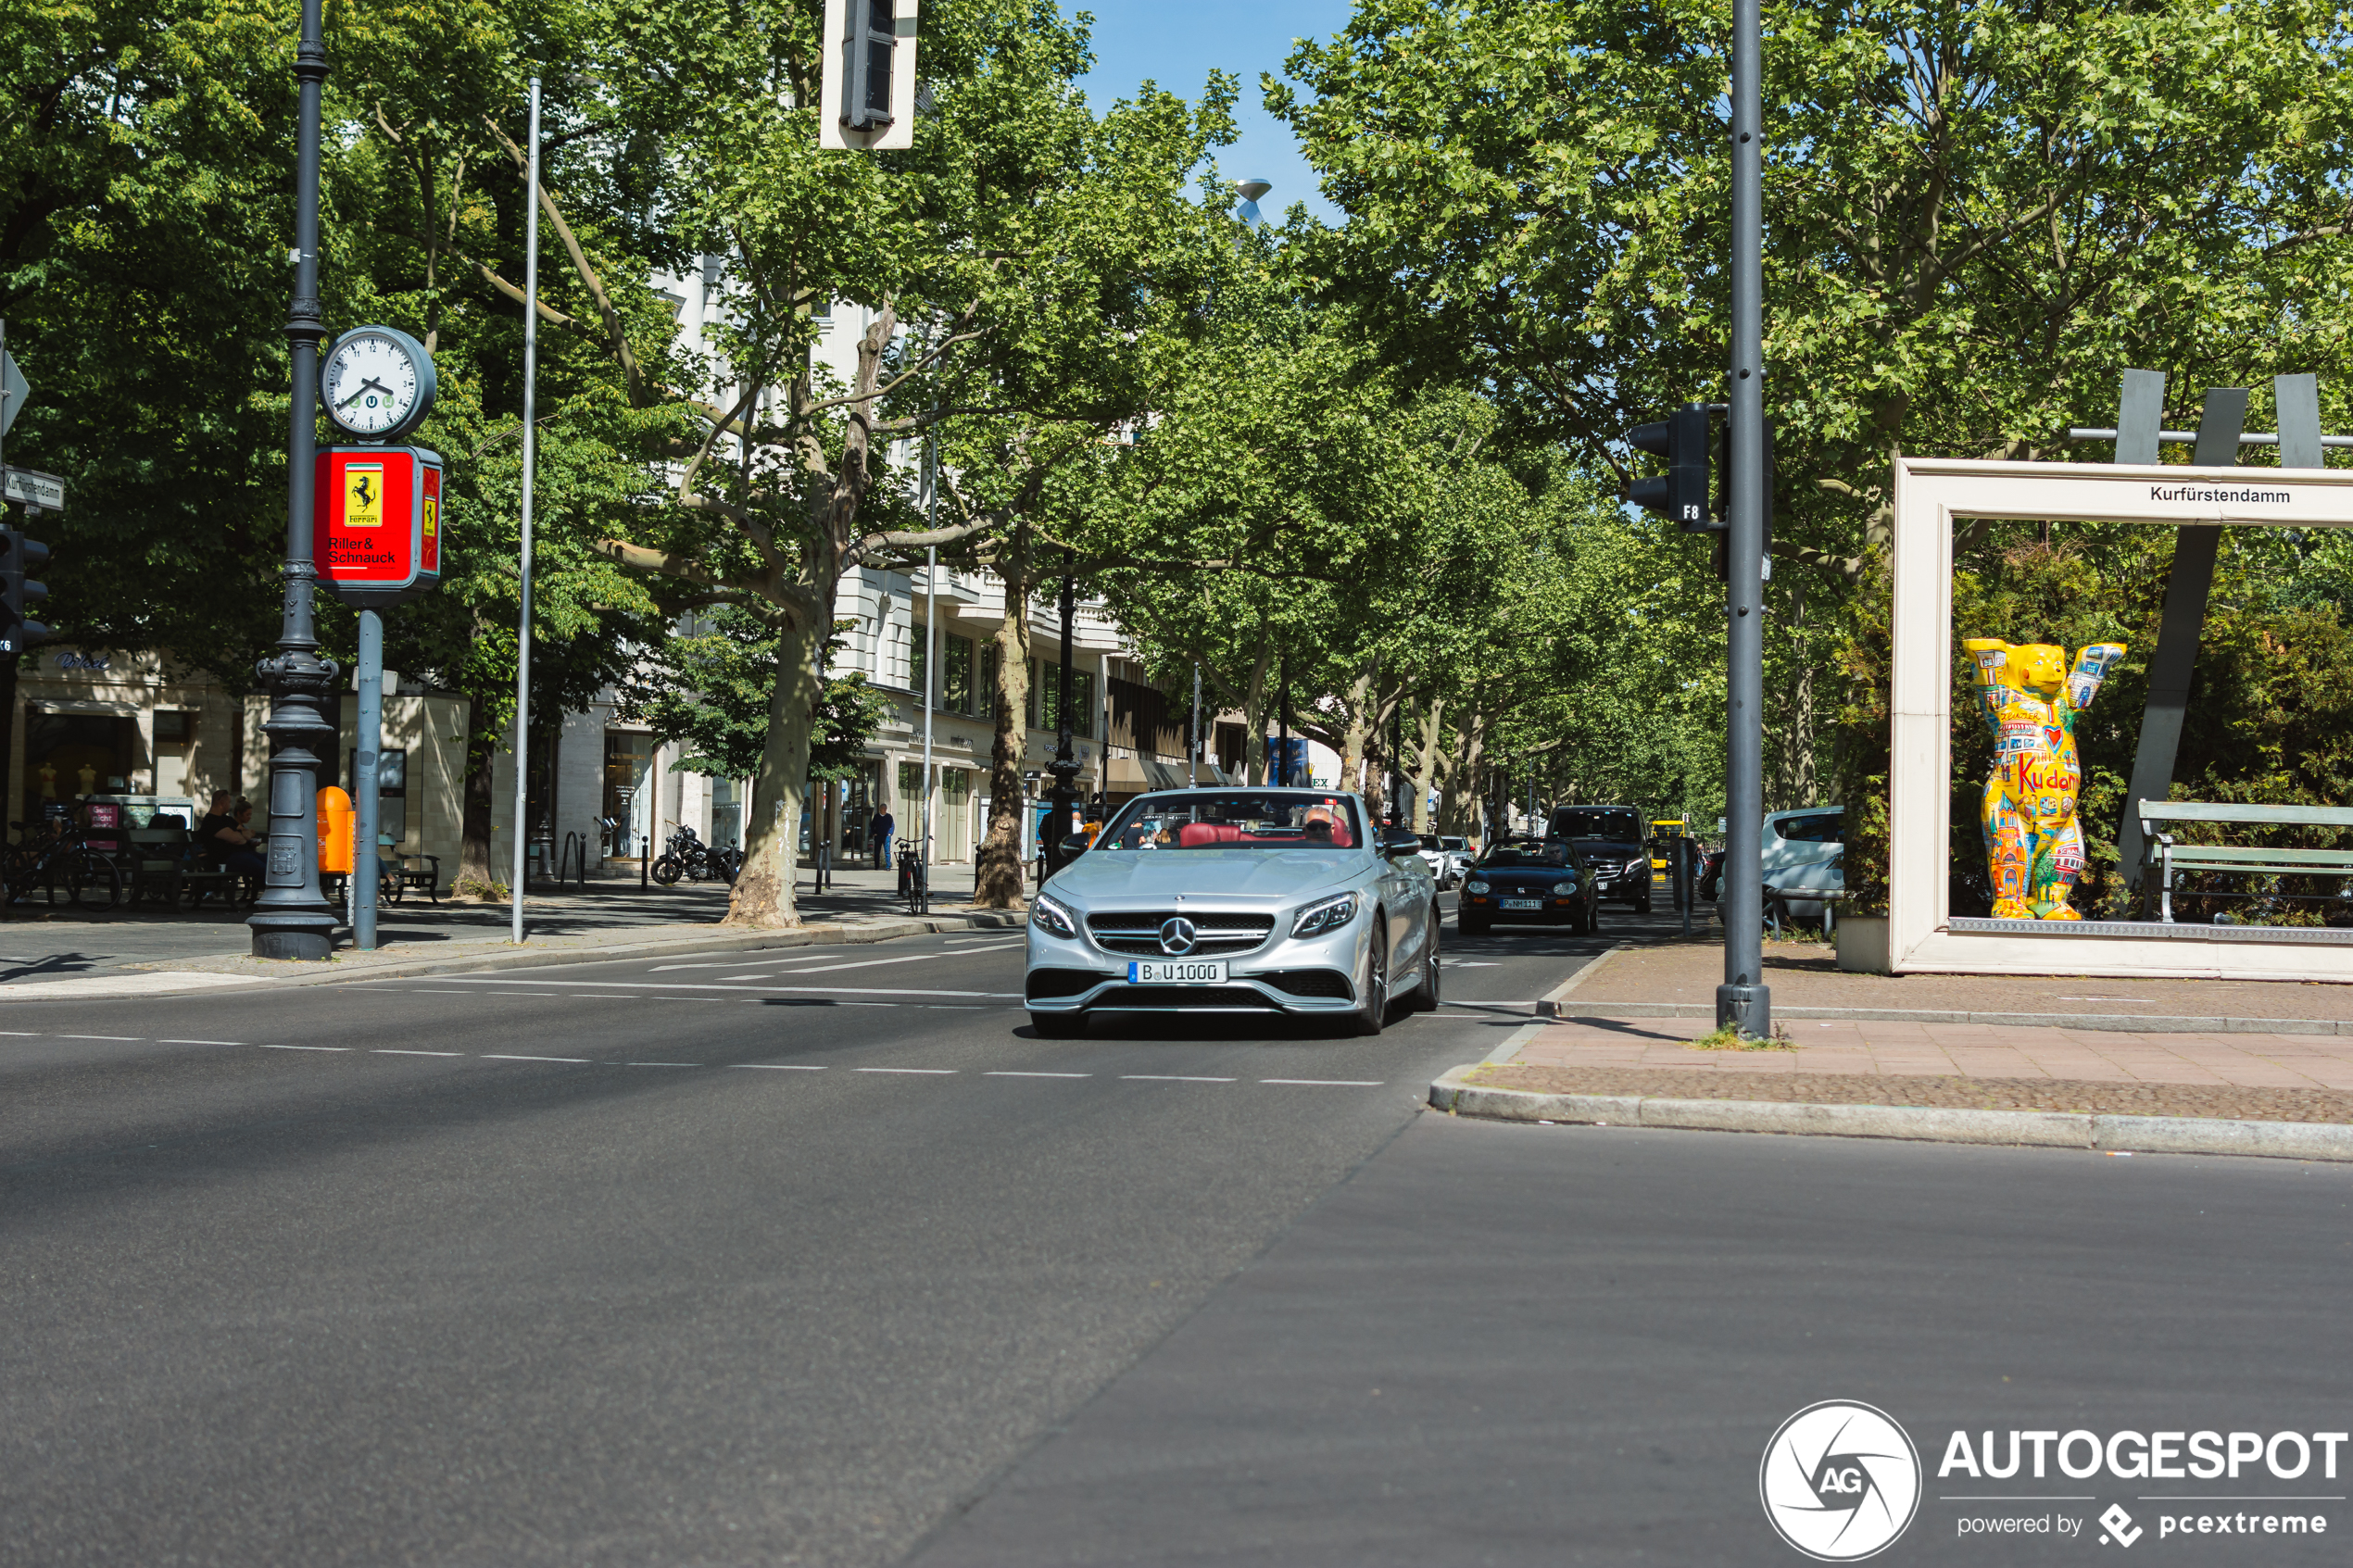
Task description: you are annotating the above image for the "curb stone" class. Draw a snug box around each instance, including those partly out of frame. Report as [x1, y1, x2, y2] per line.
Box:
[1533, 942, 1638, 1018]
[6, 912, 1026, 999]
[1426, 1064, 2353, 1162]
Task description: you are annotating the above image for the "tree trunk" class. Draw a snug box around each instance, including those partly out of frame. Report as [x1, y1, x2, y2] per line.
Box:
[725, 611, 819, 928]
[1239, 645, 1272, 785]
[1338, 664, 1374, 809]
[975, 544, 1034, 909]
[454, 723, 500, 899]
[1408, 696, 1444, 833]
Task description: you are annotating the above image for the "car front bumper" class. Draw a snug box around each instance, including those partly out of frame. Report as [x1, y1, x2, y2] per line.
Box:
[1024, 911, 1370, 1014]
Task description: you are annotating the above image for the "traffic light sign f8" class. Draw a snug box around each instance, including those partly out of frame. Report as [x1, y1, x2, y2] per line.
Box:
[1, 525, 49, 654]
[1629, 405, 1715, 532]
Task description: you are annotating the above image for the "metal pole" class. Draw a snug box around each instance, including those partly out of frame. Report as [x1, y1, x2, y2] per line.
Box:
[354, 608, 383, 949]
[248, 0, 340, 959]
[1189, 664, 1201, 786]
[922, 434, 937, 897]
[509, 77, 541, 945]
[1718, 0, 1768, 1035]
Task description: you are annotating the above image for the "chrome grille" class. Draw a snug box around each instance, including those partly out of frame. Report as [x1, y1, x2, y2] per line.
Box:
[1085, 909, 1277, 958]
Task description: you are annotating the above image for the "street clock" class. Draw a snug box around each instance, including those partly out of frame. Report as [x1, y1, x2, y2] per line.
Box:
[321, 325, 436, 442]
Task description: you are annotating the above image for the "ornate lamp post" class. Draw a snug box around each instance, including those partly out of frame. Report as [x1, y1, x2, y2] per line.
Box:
[1043, 551, 1080, 873]
[249, 0, 341, 959]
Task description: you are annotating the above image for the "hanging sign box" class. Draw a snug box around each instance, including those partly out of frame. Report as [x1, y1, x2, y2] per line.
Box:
[312, 445, 443, 608]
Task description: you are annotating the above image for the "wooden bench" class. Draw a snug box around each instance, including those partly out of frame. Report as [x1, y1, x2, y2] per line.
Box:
[2137, 800, 2353, 923]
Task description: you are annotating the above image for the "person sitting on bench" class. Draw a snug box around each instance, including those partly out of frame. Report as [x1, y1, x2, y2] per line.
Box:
[198, 791, 267, 879]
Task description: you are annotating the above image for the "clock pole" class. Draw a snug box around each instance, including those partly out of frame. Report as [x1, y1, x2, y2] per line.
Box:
[249, 0, 341, 960]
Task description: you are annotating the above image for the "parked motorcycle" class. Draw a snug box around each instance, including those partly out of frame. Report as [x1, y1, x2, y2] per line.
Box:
[649, 824, 739, 885]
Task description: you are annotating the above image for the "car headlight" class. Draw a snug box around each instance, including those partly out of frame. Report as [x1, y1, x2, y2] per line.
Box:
[1464, 879, 1489, 894]
[1290, 891, 1360, 937]
[1625, 858, 1648, 876]
[1031, 894, 1077, 939]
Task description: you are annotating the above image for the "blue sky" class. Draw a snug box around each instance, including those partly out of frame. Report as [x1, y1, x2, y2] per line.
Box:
[1067, 0, 1354, 226]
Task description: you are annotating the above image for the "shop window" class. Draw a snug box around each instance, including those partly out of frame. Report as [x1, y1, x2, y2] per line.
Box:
[24, 709, 138, 805]
[604, 731, 654, 858]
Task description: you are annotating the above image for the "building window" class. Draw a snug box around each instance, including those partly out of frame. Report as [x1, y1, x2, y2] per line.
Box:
[1031, 661, 1094, 738]
[911, 628, 977, 715]
[712, 776, 743, 849]
[604, 731, 654, 858]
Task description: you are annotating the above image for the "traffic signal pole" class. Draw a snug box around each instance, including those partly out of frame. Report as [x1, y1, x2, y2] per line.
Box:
[248, 0, 341, 960]
[1718, 0, 1769, 1035]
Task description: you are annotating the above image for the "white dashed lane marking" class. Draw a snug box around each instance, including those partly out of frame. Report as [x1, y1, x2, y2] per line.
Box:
[6, 1032, 1384, 1092]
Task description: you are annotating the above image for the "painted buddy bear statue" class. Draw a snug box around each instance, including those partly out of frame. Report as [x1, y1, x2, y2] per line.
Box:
[1960, 637, 2128, 921]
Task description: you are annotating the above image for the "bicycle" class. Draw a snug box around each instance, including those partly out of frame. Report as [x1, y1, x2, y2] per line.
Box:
[3, 819, 124, 912]
[896, 837, 929, 917]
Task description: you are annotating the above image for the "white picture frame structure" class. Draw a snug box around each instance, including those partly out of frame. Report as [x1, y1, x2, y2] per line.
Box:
[1889, 455, 2353, 980]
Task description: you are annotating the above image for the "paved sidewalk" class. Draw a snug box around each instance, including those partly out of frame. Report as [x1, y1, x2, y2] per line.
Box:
[1577, 934, 2353, 1022]
[0, 865, 1013, 993]
[1457, 933, 2353, 1131]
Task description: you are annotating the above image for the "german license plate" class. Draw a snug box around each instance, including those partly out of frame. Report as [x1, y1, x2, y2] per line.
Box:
[1500, 898, 1542, 910]
[1128, 959, 1227, 984]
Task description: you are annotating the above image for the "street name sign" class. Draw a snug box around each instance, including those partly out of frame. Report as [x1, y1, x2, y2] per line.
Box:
[3, 466, 66, 511]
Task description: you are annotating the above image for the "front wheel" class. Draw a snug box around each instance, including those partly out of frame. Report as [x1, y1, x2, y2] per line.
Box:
[1351, 922, 1390, 1036]
[649, 855, 684, 886]
[68, 851, 123, 912]
[1407, 913, 1441, 1012]
[1030, 1011, 1087, 1039]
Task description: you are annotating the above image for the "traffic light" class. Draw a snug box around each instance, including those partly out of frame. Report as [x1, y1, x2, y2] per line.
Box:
[1628, 404, 1716, 532]
[0, 524, 49, 655]
[840, 0, 897, 131]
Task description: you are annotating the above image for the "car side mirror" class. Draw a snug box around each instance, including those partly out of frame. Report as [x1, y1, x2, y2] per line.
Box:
[1378, 827, 1422, 859]
[1058, 832, 1094, 859]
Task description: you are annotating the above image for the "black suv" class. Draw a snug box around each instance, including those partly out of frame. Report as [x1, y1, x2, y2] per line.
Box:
[1548, 805, 1655, 912]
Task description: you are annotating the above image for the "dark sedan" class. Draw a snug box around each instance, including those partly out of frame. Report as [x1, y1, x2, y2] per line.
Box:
[1458, 838, 1602, 936]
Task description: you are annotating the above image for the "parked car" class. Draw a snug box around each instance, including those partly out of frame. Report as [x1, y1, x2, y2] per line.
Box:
[1023, 788, 1441, 1039]
[1439, 835, 1474, 883]
[1694, 809, 1842, 913]
[1548, 804, 1655, 911]
[1459, 837, 1602, 936]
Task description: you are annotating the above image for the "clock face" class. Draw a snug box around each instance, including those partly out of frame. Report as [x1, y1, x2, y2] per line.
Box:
[322, 331, 423, 438]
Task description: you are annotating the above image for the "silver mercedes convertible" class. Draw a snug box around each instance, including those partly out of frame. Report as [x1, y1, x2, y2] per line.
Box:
[1023, 788, 1441, 1037]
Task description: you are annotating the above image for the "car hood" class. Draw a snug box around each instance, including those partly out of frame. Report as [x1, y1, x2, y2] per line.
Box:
[1046, 849, 1362, 904]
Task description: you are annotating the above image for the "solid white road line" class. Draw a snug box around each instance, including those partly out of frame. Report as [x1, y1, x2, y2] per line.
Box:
[1260, 1078, 1385, 1086]
[1120, 1074, 1235, 1083]
[428, 978, 1015, 997]
[258, 1044, 350, 1051]
[161, 1038, 244, 1046]
[62, 1035, 139, 1041]
[628, 1061, 699, 1067]
[733, 1063, 827, 1071]
[482, 1053, 590, 1063]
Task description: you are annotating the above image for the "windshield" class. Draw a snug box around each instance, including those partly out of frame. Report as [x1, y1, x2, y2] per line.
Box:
[1094, 791, 1364, 851]
[1551, 807, 1640, 842]
[1480, 839, 1574, 869]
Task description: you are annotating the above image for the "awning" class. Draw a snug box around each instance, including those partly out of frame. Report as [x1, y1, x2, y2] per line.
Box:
[1107, 756, 1235, 791]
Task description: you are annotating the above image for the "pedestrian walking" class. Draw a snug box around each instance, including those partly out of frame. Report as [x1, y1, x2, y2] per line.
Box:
[870, 807, 895, 871]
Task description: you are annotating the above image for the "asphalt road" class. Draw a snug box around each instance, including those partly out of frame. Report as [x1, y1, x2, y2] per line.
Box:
[19, 893, 2340, 1567]
[2, 892, 1633, 1567]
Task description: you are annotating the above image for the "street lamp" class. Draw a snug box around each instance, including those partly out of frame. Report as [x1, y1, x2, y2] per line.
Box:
[1042, 551, 1080, 875]
[1235, 178, 1273, 226]
[248, 0, 340, 960]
